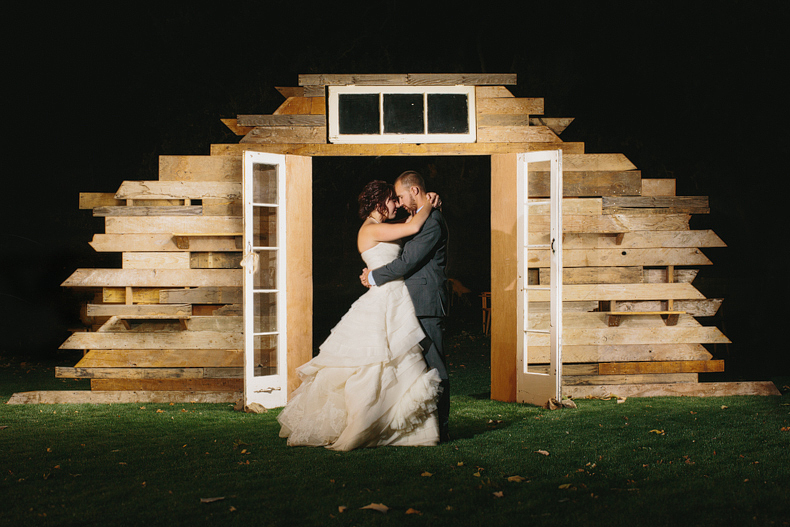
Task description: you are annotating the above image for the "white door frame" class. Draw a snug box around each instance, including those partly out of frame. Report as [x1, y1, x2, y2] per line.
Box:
[242, 151, 288, 408]
[516, 150, 563, 405]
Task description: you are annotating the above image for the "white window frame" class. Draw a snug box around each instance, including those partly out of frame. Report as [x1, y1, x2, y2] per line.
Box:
[242, 151, 288, 409]
[327, 85, 477, 144]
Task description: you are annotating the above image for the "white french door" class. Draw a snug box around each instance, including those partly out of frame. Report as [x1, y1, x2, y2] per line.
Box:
[516, 150, 563, 406]
[242, 151, 288, 408]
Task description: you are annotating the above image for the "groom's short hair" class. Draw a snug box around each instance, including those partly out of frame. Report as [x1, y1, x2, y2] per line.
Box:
[395, 170, 425, 192]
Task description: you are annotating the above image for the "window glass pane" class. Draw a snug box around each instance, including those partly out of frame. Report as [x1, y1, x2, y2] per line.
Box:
[254, 292, 277, 333]
[253, 164, 277, 204]
[427, 94, 469, 134]
[253, 250, 277, 289]
[254, 334, 278, 377]
[383, 94, 424, 134]
[338, 94, 379, 134]
[253, 206, 277, 247]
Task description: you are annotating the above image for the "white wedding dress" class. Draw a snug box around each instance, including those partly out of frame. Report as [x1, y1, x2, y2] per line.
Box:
[278, 242, 441, 451]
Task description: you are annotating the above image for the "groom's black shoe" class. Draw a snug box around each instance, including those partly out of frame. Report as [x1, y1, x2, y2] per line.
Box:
[439, 425, 450, 443]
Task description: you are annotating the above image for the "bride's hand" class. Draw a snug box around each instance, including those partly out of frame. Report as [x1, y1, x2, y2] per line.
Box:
[426, 192, 442, 210]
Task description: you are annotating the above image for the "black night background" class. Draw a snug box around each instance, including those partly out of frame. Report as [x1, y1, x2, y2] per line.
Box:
[3, 1, 788, 381]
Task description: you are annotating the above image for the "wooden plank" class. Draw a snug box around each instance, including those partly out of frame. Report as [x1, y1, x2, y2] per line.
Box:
[190, 252, 242, 269]
[103, 287, 160, 304]
[104, 216, 241, 234]
[641, 179, 676, 197]
[62, 269, 241, 288]
[529, 117, 574, 135]
[529, 171, 642, 197]
[122, 252, 191, 270]
[237, 115, 326, 127]
[599, 360, 725, 375]
[528, 311, 700, 329]
[56, 367, 245, 379]
[476, 97, 544, 115]
[273, 97, 313, 115]
[6, 390, 240, 404]
[603, 196, 709, 214]
[60, 331, 242, 350]
[611, 299, 723, 317]
[115, 181, 241, 200]
[531, 154, 637, 172]
[528, 248, 712, 267]
[490, 153, 518, 402]
[527, 344, 712, 364]
[285, 155, 313, 397]
[158, 155, 242, 182]
[475, 86, 514, 98]
[220, 118, 253, 136]
[209, 141, 586, 157]
[86, 304, 191, 317]
[644, 268, 699, 283]
[527, 283, 705, 302]
[90, 233, 240, 252]
[564, 381, 781, 398]
[548, 214, 692, 233]
[275, 86, 305, 98]
[79, 192, 124, 209]
[94, 206, 202, 217]
[310, 97, 325, 115]
[540, 267, 643, 285]
[159, 287, 242, 304]
[299, 73, 517, 86]
[241, 125, 327, 144]
[564, 373, 698, 385]
[91, 379, 242, 391]
[529, 198, 603, 215]
[553, 231, 725, 249]
[477, 125, 560, 143]
[76, 349, 242, 368]
[527, 326, 730, 346]
[201, 198, 242, 216]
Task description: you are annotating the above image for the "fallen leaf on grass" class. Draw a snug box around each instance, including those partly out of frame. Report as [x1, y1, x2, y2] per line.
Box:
[156, 409, 164, 413]
[421, 471, 433, 477]
[535, 450, 550, 456]
[507, 475, 527, 482]
[0, 425, 8, 431]
[338, 506, 347, 513]
[780, 427, 789, 432]
[200, 497, 225, 504]
[559, 483, 572, 489]
[360, 503, 388, 513]
[648, 429, 665, 435]
[493, 491, 504, 498]
[405, 508, 422, 515]
[721, 405, 728, 410]
[229, 506, 236, 512]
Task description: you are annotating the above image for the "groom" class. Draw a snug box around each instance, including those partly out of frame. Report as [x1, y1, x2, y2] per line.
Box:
[361, 170, 450, 442]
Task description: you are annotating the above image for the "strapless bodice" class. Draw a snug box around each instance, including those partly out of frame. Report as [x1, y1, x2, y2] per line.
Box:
[361, 242, 401, 269]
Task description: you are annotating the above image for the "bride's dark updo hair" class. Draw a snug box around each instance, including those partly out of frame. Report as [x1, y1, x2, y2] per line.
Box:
[358, 180, 396, 219]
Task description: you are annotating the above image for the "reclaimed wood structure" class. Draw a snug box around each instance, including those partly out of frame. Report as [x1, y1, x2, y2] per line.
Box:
[9, 73, 778, 404]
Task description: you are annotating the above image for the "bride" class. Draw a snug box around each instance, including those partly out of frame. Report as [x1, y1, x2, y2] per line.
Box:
[277, 180, 442, 451]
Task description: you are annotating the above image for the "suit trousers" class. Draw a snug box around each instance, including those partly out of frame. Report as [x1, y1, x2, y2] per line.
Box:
[418, 316, 449, 435]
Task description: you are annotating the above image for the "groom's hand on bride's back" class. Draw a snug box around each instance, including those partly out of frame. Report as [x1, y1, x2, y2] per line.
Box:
[360, 268, 372, 288]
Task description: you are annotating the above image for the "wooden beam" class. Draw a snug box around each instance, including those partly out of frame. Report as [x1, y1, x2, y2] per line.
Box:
[220, 118, 253, 136]
[527, 344, 712, 364]
[104, 216, 241, 234]
[90, 379, 242, 391]
[641, 179, 676, 196]
[527, 326, 729, 346]
[564, 381, 781, 398]
[159, 287, 242, 304]
[527, 248, 712, 267]
[603, 196, 709, 213]
[76, 349, 242, 368]
[541, 266, 643, 284]
[115, 181, 241, 200]
[6, 390, 240, 404]
[599, 360, 724, 374]
[273, 97, 313, 115]
[62, 269, 242, 288]
[527, 283, 706, 302]
[90, 233, 241, 252]
[93, 206, 203, 217]
[55, 367, 245, 379]
[240, 125, 327, 144]
[86, 304, 192, 317]
[554, 230, 725, 249]
[60, 331, 242, 350]
[475, 86, 515, 98]
[564, 373, 698, 385]
[80, 192, 124, 209]
[477, 125, 560, 143]
[529, 171, 642, 197]
[209, 141, 586, 157]
[237, 115, 326, 127]
[529, 117, 574, 135]
[299, 73, 517, 86]
[158, 155, 242, 182]
[122, 252, 191, 270]
[476, 97, 544, 115]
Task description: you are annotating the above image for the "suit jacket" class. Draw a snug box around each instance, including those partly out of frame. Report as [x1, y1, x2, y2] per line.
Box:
[371, 208, 448, 317]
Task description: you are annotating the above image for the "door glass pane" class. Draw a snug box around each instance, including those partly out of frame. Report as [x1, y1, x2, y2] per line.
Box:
[253, 250, 277, 289]
[384, 93, 424, 134]
[253, 206, 277, 247]
[254, 334, 278, 377]
[338, 94, 379, 134]
[253, 164, 278, 204]
[254, 292, 277, 333]
[428, 94, 469, 133]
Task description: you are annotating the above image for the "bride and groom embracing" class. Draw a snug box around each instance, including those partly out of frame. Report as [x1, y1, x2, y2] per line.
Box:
[277, 170, 450, 451]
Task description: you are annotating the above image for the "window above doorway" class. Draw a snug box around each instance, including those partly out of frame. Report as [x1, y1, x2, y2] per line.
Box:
[327, 85, 477, 144]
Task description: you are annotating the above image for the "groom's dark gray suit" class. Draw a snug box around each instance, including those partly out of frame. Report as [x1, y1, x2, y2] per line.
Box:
[370, 208, 449, 437]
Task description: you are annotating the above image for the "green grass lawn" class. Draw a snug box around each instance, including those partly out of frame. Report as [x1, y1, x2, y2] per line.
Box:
[1, 328, 789, 526]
